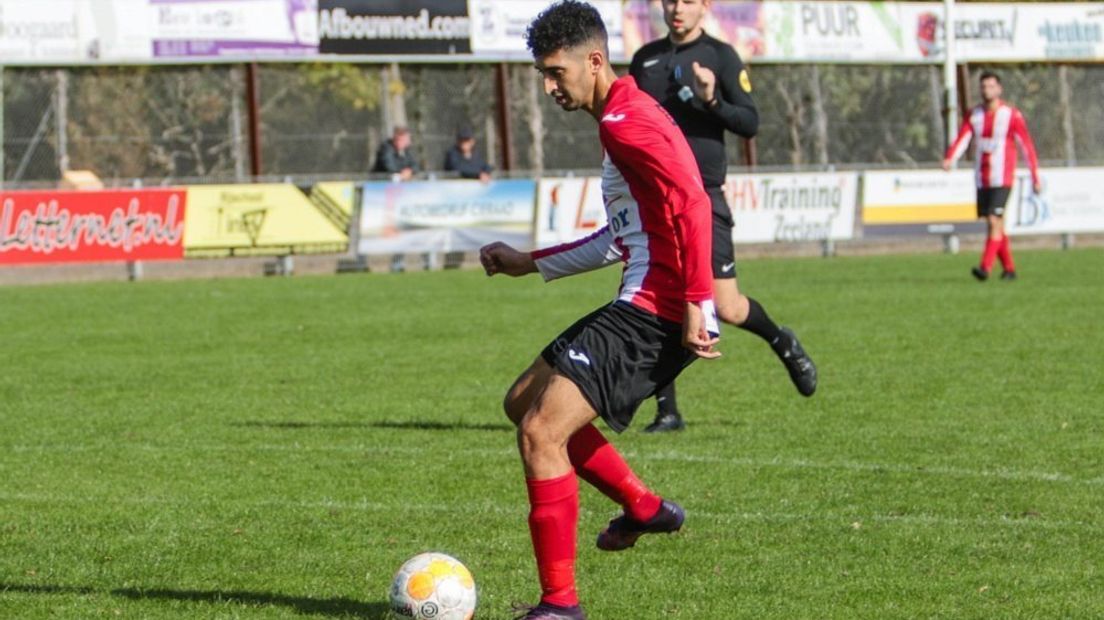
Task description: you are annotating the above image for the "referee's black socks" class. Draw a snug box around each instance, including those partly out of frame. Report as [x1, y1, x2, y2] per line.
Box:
[655, 382, 679, 415]
[738, 297, 784, 345]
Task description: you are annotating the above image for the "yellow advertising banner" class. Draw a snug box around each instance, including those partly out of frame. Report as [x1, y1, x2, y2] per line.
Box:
[184, 184, 348, 257]
[862, 170, 978, 225]
[310, 181, 356, 231]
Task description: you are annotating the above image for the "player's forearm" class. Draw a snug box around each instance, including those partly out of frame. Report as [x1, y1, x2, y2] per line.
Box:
[944, 140, 964, 163]
[1016, 132, 1042, 185]
[532, 253, 609, 281]
[531, 226, 619, 281]
[945, 124, 973, 162]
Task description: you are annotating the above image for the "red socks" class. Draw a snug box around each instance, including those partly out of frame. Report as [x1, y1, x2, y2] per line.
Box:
[526, 427, 661, 608]
[566, 424, 661, 522]
[997, 235, 1015, 272]
[526, 473, 579, 607]
[980, 237, 1001, 273]
[981, 236, 1015, 273]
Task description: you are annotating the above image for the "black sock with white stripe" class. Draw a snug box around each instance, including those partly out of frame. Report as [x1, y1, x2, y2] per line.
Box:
[655, 382, 679, 415]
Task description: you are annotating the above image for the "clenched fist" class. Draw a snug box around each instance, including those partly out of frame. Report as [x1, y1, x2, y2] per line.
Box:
[691, 61, 716, 104]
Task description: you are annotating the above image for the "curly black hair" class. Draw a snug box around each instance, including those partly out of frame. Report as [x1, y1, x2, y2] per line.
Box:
[525, 0, 609, 59]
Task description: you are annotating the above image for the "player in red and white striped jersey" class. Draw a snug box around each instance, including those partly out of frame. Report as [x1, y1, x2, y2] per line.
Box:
[943, 71, 1043, 281]
[477, 2, 720, 617]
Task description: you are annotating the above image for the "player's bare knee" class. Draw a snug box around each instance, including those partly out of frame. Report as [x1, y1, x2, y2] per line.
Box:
[516, 413, 556, 461]
[719, 295, 750, 325]
[517, 412, 544, 444]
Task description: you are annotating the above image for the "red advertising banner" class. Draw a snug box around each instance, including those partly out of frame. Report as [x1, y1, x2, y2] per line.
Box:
[0, 189, 187, 265]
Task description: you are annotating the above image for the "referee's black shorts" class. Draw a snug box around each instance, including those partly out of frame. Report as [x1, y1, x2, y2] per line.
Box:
[707, 186, 737, 280]
[977, 187, 1012, 218]
[540, 301, 696, 433]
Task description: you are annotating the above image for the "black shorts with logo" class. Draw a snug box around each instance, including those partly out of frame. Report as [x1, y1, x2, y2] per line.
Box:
[708, 186, 737, 280]
[540, 301, 696, 433]
[977, 187, 1012, 218]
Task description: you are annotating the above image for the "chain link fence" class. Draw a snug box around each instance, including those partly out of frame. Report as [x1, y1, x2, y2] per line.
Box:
[2, 61, 1103, 186]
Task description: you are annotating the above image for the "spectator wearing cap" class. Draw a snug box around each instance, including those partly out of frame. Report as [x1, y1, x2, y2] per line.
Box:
[443, 126, 493, 182]
[373, 126, 419, 181]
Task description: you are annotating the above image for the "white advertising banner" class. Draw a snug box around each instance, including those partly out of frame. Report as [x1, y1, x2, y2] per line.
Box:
[1006, 168, 1104, 236]
[862, 170, 978, 225]
[148, 0, 319, 59]
[723, 172, 859, 243]
[0, 0, 317, 63]
[469, 0, 623, 60]
[0, 0, 87, 62]
[900, 2, 1104, 63]
[83, 0, 156, 62]
[622, 1, 1104, 64]
[534, 177, 608, 249]
[759, 1, 913, 63]
[1, 1, 1101, 64]
[358, 179, 535, 254]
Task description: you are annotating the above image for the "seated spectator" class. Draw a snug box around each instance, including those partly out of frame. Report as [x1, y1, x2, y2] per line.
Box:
[373, 126, 418, 181]
[443, 126, 493, 182]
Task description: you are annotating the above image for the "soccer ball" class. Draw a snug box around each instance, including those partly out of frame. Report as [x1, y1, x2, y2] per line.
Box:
[389, 552, 477, 620]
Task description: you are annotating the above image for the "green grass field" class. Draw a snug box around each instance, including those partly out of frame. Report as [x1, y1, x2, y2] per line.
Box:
[1, 248, 1102, 619]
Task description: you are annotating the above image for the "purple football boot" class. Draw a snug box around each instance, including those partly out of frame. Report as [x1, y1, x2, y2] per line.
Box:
[596, 499, 685, 551]
[512, 602, 587, 619]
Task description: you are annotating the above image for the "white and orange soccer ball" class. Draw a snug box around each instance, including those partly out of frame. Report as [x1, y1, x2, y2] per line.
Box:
[389, 552, 477, 620]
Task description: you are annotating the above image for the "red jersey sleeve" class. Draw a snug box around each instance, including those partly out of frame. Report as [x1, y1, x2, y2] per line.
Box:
[672, 201, 713, 303]
[945, 116, 974, 164]
[600, 115, 713, 304]
[1011, 109, 1041, 186]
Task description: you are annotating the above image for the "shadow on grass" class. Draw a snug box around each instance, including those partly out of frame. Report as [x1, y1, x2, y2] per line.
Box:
[0, 583, 391, 618]
[235, 420, 512, 432]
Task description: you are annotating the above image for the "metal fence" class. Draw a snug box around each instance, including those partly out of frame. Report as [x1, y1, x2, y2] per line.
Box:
[3, 61, 1102, 186]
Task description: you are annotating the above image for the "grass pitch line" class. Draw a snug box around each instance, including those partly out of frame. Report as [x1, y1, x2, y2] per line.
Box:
[0, 491, 1097, 532]
[3, 442, 1096, 486]
[690, 509, 1097, 532]
[639, 451, 1084, 485]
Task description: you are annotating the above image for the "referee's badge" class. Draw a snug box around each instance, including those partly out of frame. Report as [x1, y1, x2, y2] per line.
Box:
[739, 69, 752, 93]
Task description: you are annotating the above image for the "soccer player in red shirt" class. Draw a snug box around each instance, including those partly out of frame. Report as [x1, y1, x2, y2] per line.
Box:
[478, 2, 720, 617]
[943, 71, 1043, 281]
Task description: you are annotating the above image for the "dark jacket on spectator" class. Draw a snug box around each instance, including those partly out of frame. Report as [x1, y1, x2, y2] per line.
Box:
[373, 140, 419, 174]
[443, 146, 493, 179]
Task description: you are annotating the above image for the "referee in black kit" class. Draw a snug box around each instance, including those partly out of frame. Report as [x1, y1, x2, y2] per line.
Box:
[630, 0, 817, 433]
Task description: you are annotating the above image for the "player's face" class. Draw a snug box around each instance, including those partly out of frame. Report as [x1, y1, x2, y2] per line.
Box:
[980, 77, 1003, 103]
[535, 47, 596, 112]
[662, 0, 709, 39]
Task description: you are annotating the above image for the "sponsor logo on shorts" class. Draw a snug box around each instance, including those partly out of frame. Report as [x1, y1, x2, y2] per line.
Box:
[568, 349, 591, 366]
[722, 262, 735, 273]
